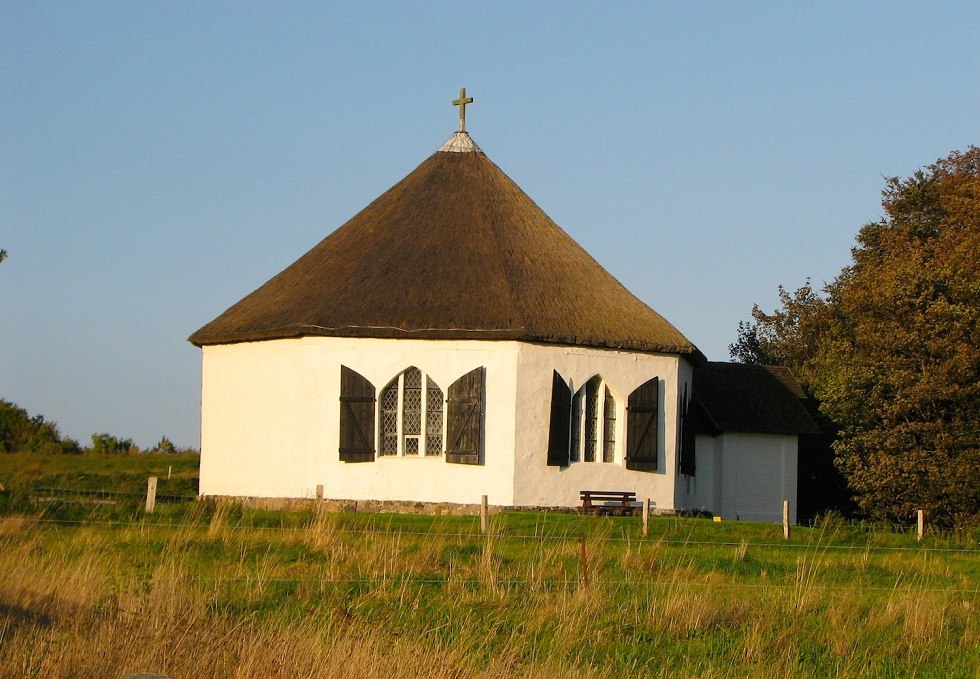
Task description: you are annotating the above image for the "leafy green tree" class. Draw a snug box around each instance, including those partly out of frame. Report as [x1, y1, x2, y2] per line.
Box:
[0, 400, 32, 453]
[816, 147, 980, 525]
[729, 280, 830, 392]
[0, 399, 79, 454]
[89, 433, 138, 455]
[152, 436, 176, 455]
[734, 147, 980, 525]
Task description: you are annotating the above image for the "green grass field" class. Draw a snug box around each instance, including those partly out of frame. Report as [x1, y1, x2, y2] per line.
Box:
[0, 453, 977, 678]
[0, 451, 200, 497]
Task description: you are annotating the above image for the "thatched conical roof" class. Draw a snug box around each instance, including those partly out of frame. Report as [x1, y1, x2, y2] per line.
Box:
[189, 131, 700, 357]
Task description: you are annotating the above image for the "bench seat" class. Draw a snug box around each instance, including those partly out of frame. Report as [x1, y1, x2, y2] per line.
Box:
[579, 490, 637, 516]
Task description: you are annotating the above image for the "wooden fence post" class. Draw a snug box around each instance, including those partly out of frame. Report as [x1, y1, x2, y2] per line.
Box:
[782, 500, 790, 540]
[580, 533, 589, 588]
[642, 498, 650, 537]
[480, 495, 488, 535]
[316, 484, 324, 501]
[917, 509, 925, 541]
[145, 477, 158, 513]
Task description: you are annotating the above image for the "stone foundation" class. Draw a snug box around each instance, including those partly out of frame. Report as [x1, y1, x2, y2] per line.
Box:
[203, 495, 680, 518]
[209, 495, 502, 516]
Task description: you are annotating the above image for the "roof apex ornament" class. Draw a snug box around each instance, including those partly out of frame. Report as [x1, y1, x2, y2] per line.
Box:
[452, 87, 474, 132]
[437, 130, 482, 153]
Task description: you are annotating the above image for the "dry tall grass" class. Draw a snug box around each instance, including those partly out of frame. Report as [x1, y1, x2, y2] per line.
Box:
[0, 513, 976, 678]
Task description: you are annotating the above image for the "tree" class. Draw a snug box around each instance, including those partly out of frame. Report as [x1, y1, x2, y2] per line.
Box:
[0, 399, 80, 454]
[152, 436, 176, 454]
[0, 249, 6, 264]
[817, 147, 980, 525]
[733, 147, 980, 525]
[89, 433, 138, 455]
[729, 280, 830, 392]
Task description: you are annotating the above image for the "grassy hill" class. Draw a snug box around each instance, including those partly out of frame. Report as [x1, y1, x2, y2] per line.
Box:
[0, 451, 199, 497]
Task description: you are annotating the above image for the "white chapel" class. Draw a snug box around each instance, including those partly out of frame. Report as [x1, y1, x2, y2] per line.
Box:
[189, 90, 816, 523]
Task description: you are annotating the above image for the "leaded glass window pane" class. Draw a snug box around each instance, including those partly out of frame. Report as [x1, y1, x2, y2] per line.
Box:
[377, 367, 448, 458]
[426, 377, 444, 455]
[584, 376, 600, 462]
[570, 390, 582, 462]
[603, 386, 616, 463]
[402, 367, 422, 437]
[380, 381, 399, 455]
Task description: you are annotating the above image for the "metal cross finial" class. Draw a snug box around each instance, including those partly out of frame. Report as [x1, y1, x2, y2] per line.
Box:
[452, 87, 474, 132]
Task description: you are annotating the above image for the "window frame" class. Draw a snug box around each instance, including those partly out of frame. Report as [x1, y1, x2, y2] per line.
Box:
[377, 367, 446, 458]
[569, 375, 618, 465]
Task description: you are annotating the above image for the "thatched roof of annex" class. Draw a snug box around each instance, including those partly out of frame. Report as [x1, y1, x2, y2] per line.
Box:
[189, 131, 701, 358]
[694, 362, 819, 435]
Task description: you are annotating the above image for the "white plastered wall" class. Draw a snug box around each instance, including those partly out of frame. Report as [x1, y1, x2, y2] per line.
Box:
[199, 337, 521, 505]
[678, 434, 721, 515]
[672, 431, 800, 524]
[713, 432, 797, 524]
[510, 344, 687, 511]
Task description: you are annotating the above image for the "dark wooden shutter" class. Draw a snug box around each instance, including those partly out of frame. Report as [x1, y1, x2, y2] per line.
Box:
[679, 388, 696, 476]
[339, 366, 376, 463]
[626, 377, 659, 472]
[547, 370, 571, 467]
[446, 367, 484, 465]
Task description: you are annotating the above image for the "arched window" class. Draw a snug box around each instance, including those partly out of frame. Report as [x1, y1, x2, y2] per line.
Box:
[379, 367, 445, 456]
[570, 388, 582, 463]
[427, 376, 445, 455]
[603, 386, 616, 463]
[569, 375, 617, 464]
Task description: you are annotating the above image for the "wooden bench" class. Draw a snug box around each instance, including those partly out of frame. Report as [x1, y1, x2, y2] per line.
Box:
[579, 490, 637, 516]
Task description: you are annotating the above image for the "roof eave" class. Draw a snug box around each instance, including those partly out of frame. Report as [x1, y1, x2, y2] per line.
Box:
[189, 325, 703, 356]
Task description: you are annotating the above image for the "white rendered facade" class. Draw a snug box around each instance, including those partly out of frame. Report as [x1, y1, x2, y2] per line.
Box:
[678, 432, 799, 524]
[199, 336, 695, 512]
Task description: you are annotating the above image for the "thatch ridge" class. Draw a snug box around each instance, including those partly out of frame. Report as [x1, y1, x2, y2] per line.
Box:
[189, 143, 700, 357]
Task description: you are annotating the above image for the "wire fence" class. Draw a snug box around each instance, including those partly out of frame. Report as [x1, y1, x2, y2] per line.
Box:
[4, 495, 979, 596]
[34, 486, 197, 504]
[8, 483, 978, 555]
[184, 575, 980, 595]
[15, 514, 980, 555]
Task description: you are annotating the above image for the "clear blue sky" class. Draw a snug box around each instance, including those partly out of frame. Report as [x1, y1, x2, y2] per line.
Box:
[2, 2, 977, 449]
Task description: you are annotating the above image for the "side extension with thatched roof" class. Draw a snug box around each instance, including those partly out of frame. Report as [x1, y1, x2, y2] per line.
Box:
[694, 363, 819, 436]
[676, 362, 818, 523]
